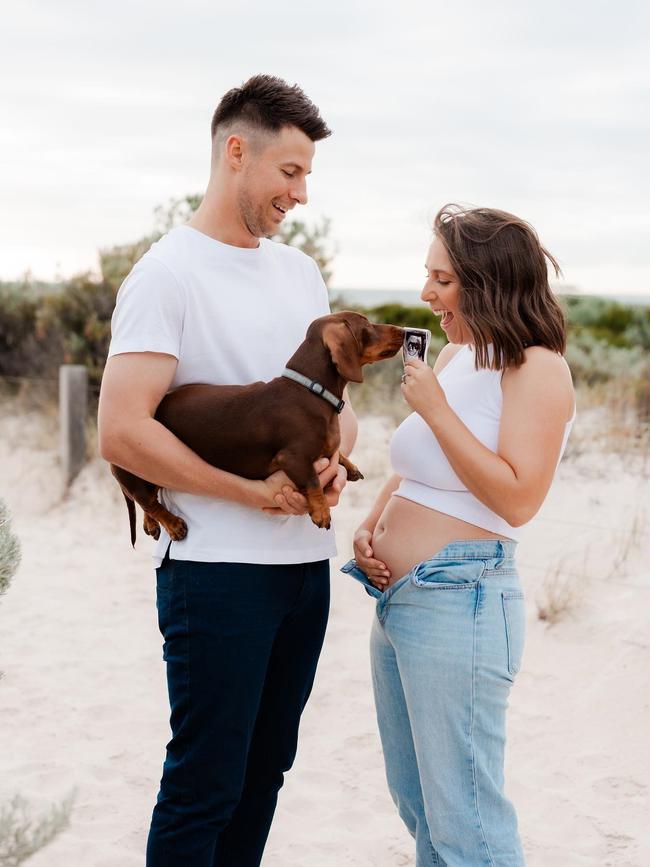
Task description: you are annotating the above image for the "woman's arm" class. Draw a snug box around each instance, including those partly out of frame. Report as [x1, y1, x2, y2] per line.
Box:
[356, 473, 403, 534]
[402, 348, 574, 527]
[352, 473, 403, 581]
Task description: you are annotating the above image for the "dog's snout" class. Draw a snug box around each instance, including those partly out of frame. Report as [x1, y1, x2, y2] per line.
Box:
[378, 323, 405, 346]
[366, 323, 405, 361]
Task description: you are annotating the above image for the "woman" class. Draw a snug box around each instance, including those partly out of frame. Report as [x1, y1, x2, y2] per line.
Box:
[342, 205, 575, 866]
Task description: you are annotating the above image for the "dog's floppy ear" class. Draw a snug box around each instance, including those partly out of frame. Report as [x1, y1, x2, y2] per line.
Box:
[322, 322, 364, 383]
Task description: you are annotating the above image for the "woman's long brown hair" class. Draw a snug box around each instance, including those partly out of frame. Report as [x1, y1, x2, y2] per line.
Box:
[434, 204, 567, 369]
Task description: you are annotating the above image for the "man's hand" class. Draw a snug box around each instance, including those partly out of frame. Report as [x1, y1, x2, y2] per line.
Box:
[262, 451, 348, 517]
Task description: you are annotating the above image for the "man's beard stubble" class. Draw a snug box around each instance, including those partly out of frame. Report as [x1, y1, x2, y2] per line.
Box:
[237, 188, 274, 239]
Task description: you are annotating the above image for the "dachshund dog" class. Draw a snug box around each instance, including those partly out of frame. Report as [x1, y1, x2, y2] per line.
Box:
[111, 311, 404, 542]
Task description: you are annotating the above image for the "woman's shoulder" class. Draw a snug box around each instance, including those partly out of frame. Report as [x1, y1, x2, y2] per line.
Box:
[519, 345, 572, 376]
[502, 346, 575, 416]
[433, 341, 464, 374]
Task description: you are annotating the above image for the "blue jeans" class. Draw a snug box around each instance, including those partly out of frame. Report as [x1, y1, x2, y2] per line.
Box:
[146, 555, 330, 867]
[342, 540, 525, 867]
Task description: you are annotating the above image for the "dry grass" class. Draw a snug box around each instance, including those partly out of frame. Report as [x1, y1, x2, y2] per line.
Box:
[606, 504, 647, 579]
[536, 502, 647, 625]
[570, 378, 650, 471]
[347, 356, 411, 427]
[536, 558, 587, 625]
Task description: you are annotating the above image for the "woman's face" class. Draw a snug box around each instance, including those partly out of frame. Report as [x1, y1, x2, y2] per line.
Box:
[421, 236, 472, 345]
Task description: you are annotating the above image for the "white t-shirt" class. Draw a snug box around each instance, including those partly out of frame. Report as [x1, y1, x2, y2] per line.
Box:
[108, 224, 337, 566]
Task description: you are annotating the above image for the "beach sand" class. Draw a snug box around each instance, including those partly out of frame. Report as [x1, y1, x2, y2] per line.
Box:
[1, 407, 648, 866]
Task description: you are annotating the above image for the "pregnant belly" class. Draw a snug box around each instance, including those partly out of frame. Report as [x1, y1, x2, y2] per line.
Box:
[372, 495, 509, 587]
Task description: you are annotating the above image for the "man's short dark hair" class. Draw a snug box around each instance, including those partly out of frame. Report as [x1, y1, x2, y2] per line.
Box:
[211, 74, 331, 143]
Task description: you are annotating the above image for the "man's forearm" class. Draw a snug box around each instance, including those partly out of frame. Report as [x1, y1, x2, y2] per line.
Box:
[101, 417, 261, 507]
[339, 398, 358, 456]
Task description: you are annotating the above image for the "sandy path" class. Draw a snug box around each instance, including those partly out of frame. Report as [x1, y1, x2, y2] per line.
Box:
[1, 409, 648, 865]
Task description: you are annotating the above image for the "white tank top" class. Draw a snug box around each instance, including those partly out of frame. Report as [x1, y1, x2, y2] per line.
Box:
[389, 344, 575, 540]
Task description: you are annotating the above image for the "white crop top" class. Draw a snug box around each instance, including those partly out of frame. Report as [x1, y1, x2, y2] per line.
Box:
[390, 344, 575, 541]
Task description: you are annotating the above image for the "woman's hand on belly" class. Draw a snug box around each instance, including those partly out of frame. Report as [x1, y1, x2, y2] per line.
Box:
[353, 528, 391, 590]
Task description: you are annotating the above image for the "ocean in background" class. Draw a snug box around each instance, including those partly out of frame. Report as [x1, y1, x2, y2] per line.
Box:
[331, 288, 650, 308]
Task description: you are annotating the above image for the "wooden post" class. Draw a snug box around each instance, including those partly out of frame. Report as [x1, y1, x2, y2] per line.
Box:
[59, 364, 88, 488]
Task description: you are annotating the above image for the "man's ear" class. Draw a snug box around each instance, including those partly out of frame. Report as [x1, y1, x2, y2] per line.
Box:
[322, 322, 364, 383]
[225, 134, 245, 170]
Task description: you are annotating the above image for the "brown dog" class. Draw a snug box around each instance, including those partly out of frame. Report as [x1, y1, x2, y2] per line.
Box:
[111, 311, 404, 543]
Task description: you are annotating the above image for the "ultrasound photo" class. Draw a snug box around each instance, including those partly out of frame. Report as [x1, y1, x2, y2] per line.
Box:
[402, 328, 431, 364]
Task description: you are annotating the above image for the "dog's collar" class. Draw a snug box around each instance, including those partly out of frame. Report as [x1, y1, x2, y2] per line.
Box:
[282, 367, 345, 414]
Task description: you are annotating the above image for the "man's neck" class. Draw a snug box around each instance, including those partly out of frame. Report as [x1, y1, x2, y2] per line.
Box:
[188, 192, 260, 249]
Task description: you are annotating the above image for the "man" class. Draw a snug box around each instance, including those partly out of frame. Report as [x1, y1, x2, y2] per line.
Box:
[98, 74, 357, 866]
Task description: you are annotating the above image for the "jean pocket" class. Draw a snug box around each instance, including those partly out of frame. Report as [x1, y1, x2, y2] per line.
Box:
[411, 558, 486, 590]
[156, 559, 175, 592]
[340, 559, 382, 599]
[502, 591, 526, 675]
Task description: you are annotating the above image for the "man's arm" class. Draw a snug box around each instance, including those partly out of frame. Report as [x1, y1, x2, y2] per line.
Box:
[338, 389, 358, 456]
[98, 352, 294, 509]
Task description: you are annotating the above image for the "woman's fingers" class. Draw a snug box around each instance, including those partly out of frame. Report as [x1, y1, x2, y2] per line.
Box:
[359, 555, 387, 571]
[355, 557, 391, 579]
[353, 531, 391, 585]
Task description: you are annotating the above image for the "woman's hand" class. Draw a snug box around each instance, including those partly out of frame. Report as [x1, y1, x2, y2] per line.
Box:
[401, 359, 448, 418]
[353, 528, 391, 590]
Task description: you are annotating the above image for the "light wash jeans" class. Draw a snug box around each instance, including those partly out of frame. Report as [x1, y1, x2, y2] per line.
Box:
[341, 539, 525, 867]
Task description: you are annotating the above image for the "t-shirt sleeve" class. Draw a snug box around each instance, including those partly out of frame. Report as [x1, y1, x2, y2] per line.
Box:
[107, 256, 185, 359]
[310, 257, 331, 318]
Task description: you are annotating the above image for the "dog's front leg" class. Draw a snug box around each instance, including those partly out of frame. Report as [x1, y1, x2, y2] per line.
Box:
[273, 450, 331, 530]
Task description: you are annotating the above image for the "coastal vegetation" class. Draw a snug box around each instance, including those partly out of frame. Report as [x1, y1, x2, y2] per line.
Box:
[1, 203, 648, 447]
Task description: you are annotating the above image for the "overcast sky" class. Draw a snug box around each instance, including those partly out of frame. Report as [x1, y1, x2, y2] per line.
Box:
[1, 0, 649, 295]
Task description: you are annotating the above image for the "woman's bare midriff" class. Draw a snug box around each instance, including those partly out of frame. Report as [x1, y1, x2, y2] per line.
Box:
[371, 494, 512, 588]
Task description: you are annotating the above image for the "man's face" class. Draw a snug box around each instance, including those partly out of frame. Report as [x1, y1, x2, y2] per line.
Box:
[237, 125, 315, 238]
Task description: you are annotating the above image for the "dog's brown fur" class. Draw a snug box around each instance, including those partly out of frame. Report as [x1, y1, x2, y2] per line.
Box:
[111, 311, 404, 543]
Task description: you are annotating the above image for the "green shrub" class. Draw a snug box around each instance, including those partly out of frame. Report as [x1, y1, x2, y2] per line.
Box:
[0, 287, 39, 378]
[365, 303, 445, 339]
[564, 329, 644, 387]
[35, 273, 115, 387]
[0, 499, 20, 599]
[563, 294, 650, 350]
[0, 794, 73, 867]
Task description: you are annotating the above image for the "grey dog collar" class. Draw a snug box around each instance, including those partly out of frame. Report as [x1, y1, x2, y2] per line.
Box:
[282, 367, 345, 414]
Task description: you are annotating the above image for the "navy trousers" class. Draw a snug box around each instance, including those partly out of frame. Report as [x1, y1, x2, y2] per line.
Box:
[146, 556, 330, 867]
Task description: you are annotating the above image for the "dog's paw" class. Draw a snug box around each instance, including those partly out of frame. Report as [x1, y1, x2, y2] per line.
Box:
[143, 515, 161, 539]
[167, 517, 188, 541]
[309, 506, 331, 530]
[346, 466, 364, 482]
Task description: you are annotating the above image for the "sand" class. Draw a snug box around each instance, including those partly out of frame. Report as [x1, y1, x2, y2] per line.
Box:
[1, 406, 648, 866]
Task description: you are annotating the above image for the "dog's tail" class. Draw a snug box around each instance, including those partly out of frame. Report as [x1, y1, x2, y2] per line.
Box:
[123, 493, 137, 547]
